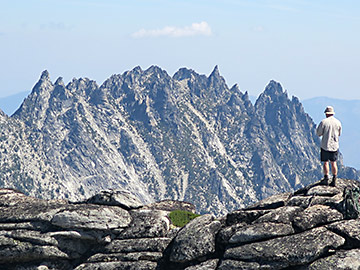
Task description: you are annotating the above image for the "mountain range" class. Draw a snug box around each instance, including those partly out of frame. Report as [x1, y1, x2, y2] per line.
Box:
[0, 66, 358, 215]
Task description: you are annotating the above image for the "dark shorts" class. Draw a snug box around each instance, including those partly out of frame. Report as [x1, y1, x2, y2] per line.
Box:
[321, 148, 338, 162]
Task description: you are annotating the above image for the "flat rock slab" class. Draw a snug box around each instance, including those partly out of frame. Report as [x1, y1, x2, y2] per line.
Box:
[224, 227, 345, 269]
[226, 210, 269, 226]
[254, 206, 302, 224]
[307, 185, 340, 197]
[0, 198, 70, 223]
[184, 259, 219, 270]
[246, 193, 292, 210]
[327, 219, 360, 244]
[170, 214, 221, 263]
[86, 251, 163, 263]
[217, 223, 248, 246]
[293, 205, 343, 231]
[74, 261, 157, 270]
[229, 222, 294, 245]
[51, 205, 131, 230]
[0, 235, 68, 264]
[103, 237, 172, 253]
[143, 200, 196, 213]
[306, 249, 360, 270]
[217, 259, 260, 270]
[86, 190, 143, 209]
[116, 209, 170, 239]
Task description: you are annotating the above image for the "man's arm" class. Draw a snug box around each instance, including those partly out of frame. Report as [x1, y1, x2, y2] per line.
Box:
[338, 123, 342, 136]
[316, 122, 323, 137]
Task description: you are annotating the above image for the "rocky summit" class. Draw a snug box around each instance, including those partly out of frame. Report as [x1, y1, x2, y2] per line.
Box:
[1, 178, 360, 270]
[0, 66, 359, 216]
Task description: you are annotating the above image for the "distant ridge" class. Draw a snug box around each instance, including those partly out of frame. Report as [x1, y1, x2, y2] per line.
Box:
[0, 91, 30, 115]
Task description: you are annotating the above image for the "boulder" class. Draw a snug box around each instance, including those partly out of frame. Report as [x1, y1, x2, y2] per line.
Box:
[115, 209, 170, 238]
[224, 227, 345, 269]
[185, 259, 219, 270]
[0, 235, 68, 264]
[51, 204, 131, 230]
[74, 261, 157, 270]
[293, 205, 343, 231]
[306, 185, 340, 197]
[103, 237, 172, 253]
[253, 206, 302, 224]
[86, 251, 163, 263]
[86, 190, 143, 210]
[226, 209, 269, 226]
[306, 249, 360, 270]
[217, 259, 260, 270]
[229, 222, 294, 245]
[246, 192, 292, 210]
[217, 222, 248, 246]
[327, 219, 360, 247]
[169, 214, 221, 263]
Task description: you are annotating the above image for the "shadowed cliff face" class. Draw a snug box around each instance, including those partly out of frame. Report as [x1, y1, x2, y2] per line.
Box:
[0, 66, 359, 216]
[1, 178, 360, 270]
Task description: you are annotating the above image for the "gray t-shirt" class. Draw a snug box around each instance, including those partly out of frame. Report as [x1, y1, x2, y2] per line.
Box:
[316, 116, 342, 152]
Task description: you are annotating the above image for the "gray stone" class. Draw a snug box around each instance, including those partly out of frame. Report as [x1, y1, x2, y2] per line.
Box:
[217, 222, 248, 246]
[287, 195, 312, 208]
[254, 206, 302, 224]
[12, 261, 73, 270]
[0, 236, 68, 264]
[48, 230, 100, 242]
[143, 200, 196, 213]
[226, 209, 270, 226]
[74, 261, 157, 270]
[246, 193, 292, 210]
[103, 237, 172, 253]
[0, 194, 70, 223]
[306, 249, 360, 270]
[4, 229, 58, 246]
[293, 205, 343, 231]
[51, 204, 131, 230]
[0, 221, 49, 231]
[217, 260, 260, 270]
[229, 222, 294, 244]
[307, 194, 343, 207]
[87, 251, 163, 262]
[327, 219, 360, 246]
[169, 214, 221, 263]
[224, 227, 345, 269]
[184, 259, 219, 270]
[116, 209, 170, 238]
[86, 190, 143, 209]
[307, 185, 340, 197]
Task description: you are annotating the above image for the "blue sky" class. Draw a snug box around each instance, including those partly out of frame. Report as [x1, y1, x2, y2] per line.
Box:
[1, 0, 360, 100]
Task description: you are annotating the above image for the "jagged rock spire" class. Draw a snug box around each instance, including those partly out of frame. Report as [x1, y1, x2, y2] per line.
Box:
[40, 70, 50, 81]
[209, 65, 220, 79]
[54, 77, 65, 87]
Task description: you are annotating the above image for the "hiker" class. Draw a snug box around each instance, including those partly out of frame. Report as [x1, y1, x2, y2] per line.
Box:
[316, 106, 342, 186]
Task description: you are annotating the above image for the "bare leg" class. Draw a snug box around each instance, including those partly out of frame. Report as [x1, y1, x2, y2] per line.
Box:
[329, 161, 338, 186]
[323, 161, 330, 177]
[330, 161, 338, 177]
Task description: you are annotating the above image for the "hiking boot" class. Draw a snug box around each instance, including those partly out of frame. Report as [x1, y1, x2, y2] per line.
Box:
[320, 176, 329, 185]
[330, 176, 337, 187]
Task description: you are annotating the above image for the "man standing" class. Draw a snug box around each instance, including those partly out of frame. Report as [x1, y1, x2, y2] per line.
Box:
[316, 106, 342, 186]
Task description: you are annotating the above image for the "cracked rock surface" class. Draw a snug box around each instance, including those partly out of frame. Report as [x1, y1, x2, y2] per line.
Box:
[1, 178, 360, 269]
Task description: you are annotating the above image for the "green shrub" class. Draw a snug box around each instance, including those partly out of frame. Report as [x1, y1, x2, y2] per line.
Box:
[169, 210, 200, 227]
